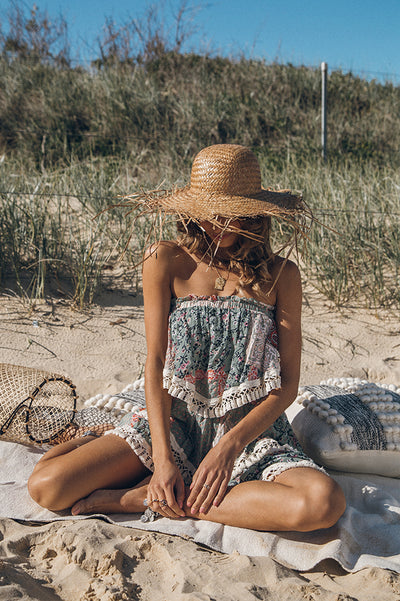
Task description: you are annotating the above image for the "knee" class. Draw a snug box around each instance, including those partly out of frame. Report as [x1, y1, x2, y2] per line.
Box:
[291, 477, 346, 532]
[28, 463, 68, 511]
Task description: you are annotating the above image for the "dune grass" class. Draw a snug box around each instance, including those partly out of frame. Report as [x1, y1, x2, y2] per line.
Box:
[0, 3, 399, 308]
[1, 154, 399, 308]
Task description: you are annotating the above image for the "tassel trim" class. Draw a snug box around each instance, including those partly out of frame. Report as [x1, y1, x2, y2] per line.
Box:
[105, 428, 154, 472]
[163, 373, 281, 418]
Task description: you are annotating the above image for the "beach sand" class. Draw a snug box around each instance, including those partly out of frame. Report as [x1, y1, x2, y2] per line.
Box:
[0, 285, 400, 600]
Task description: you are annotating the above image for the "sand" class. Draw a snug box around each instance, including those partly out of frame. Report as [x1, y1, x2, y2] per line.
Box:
[0, 285, 400, 600]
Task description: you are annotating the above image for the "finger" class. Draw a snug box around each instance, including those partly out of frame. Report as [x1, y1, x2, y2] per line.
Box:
[186, 483, 205, 507]
[187, 475, 208, 506]
[163, 484, 185, 517]
[146, 487, 168, 516]
[212, 477, 230, 507]
[173, 478, 186, 515]
[176, 477, 186, 509]
[150, 483, 185, 519]
[153, 499, 177, 519]
[164, 494, 185, 518]
[198, 480, 222, 514]
[189, 482, 216, 514]
[148, 490, 176, 518]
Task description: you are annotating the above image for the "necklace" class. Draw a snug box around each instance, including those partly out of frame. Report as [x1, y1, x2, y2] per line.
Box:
[214, 274, 226, 291]
[196, 229, 232, 291]
[213, 262, 231, 291]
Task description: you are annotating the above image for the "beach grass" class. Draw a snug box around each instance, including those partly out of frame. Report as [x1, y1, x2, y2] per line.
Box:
[0, 4, 399, 308]
[1, 155, 399, 308]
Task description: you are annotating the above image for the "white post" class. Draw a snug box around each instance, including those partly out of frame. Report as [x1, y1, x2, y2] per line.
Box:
[321, 62, 328, 162]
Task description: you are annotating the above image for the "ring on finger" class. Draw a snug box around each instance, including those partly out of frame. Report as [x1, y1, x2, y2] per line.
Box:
[203, 484, 211, 490]
[160, 499, 168, 507]
[150, 498, 160, 504]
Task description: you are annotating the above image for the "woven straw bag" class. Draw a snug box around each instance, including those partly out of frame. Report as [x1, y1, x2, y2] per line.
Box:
[0, 363, 77, 445]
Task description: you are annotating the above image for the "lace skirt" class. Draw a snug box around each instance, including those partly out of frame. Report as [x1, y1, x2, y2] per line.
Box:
[106, 397, 324, 486]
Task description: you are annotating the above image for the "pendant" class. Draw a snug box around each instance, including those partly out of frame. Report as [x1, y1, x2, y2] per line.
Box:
[214, 275, 226, 291]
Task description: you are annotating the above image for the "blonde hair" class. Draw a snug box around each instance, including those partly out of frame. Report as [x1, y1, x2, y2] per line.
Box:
[176, 217, 274, 292]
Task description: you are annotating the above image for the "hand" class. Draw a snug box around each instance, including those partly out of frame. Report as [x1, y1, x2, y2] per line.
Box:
[186, 442, 236, 515]
[146, 459, 186, 518]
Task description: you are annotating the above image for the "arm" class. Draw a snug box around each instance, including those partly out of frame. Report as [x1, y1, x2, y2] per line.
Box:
[187, 260, 302, 514]
[142, 243, 186, 517]
[221, 259, 302, 448]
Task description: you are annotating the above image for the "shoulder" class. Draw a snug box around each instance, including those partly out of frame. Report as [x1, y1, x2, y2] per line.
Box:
[142, 240, 192, 284]
[270, 256, 302, 307]
[270, 256, 301, 286]
[143, 240, 187, 270]
[143, 240, 184, 262]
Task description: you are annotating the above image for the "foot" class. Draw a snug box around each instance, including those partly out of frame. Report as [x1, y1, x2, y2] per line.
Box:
[71, 477, 151, 516]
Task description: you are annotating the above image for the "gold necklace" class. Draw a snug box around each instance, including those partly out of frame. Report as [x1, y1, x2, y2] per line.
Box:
[196, 227, 232, 291]
[213, 262, 231, 291]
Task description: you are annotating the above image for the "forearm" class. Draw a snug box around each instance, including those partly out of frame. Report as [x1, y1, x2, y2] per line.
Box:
[220, 382, 298, 456]
[144, 358, 174, 463]
[144, 358, 186, 518]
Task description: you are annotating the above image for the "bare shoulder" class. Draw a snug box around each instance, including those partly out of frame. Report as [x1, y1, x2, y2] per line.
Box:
[143, 240, 186, 271]
[143, 240, 184, 262]
[270, 256, 302, 299]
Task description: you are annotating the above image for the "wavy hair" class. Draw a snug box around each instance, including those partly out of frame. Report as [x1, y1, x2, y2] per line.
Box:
[176, 217, 274, 292]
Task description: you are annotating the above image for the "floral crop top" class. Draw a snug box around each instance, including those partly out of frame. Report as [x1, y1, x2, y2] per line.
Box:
[163, 295, 281, 418]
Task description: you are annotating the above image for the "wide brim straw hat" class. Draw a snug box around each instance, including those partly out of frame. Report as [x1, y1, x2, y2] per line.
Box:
[158, 144, 306, 218]
[124, 144, 310, 220]
[119, 144, 313, 255]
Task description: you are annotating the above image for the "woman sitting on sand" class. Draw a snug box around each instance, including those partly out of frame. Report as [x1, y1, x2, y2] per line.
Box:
[28, 144, 346, 532]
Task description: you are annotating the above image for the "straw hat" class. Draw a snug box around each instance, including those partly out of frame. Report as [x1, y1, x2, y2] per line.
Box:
[120, 144, 313, 258]
[155, 144, 304, 219]
[125, 144, 309, 223]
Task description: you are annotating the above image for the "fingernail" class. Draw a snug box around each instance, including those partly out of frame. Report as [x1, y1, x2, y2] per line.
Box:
[200, 507, 205, 513]
[187, 501, 191, 507]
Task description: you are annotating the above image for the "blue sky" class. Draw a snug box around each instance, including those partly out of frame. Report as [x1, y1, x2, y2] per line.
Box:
[5, 0, 400, 82]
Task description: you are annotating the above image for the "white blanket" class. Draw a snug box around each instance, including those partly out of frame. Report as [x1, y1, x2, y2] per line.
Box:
[2, 440, 400, 573]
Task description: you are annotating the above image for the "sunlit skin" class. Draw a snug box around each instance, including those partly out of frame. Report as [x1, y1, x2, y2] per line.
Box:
[28, 218, 346, 532]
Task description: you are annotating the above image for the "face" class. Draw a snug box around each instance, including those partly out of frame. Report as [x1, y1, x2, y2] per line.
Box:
[199, 218, 241, 249]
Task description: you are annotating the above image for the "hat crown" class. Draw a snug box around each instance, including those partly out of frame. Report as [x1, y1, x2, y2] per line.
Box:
[190, 145, 262, 197]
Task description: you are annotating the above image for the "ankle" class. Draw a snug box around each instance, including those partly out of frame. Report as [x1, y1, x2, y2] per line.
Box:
[120, 486, 148, 512]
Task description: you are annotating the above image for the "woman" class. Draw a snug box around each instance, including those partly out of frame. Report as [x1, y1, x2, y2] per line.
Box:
[28, 144, 346, 531]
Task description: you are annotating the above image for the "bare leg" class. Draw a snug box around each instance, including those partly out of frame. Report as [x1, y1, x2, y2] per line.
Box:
[70, 467, 346, 532]
[186, 468, 346, 531]
[28, 433, 150, 511]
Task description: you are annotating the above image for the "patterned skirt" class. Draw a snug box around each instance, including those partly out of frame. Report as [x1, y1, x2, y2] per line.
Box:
[106, 398, 324, 486]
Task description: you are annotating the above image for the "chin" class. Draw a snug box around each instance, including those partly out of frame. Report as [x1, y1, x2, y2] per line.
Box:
[213, 234, 239, 248]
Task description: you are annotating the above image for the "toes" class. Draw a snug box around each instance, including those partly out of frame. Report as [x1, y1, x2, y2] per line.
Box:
[71, 500, 85, 515]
